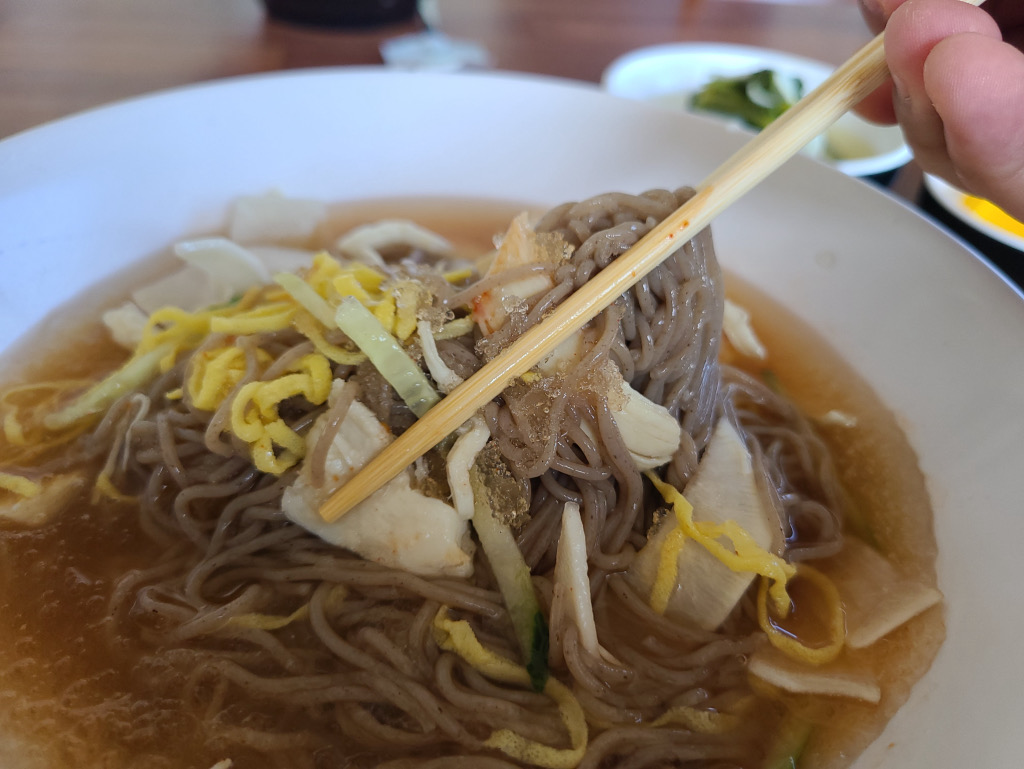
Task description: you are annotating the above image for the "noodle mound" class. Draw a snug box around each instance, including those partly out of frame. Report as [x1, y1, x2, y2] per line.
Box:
[0, 190, 942, 769]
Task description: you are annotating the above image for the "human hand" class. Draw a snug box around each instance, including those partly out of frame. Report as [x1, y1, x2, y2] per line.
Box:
[857, 0, 1024, 221]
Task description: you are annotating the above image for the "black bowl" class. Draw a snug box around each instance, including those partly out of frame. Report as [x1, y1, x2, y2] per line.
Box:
[262, 0, 418, 28]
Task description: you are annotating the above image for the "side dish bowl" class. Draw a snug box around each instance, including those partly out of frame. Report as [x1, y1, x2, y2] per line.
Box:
[601, 42, 912, 179]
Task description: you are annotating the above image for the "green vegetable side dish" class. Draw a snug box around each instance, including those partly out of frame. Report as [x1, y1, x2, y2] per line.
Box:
[690, 69, 804, 131]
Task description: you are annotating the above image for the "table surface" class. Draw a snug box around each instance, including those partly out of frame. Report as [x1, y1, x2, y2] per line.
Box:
[0, 0, 874, 140]
[0, 0, 938, 210]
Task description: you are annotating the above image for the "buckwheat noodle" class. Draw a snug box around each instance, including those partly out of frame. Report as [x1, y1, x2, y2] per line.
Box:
[27, 189, 847, 768]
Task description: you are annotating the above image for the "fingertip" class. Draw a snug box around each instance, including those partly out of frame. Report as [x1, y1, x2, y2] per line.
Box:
[926, 34, 1024, 216]
[885, 0, 1002, 91]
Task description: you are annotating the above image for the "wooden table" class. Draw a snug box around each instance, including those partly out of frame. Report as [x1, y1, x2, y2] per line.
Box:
[3, 0, 939, 218]
[0, 0, 873, 140]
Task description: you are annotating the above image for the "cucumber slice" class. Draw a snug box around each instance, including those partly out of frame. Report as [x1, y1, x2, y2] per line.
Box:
[470, 467, 549, 691]
[762, 716, 813, 769]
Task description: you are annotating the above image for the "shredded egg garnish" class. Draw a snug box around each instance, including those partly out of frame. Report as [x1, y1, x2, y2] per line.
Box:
[7, 249, 464, 479]
[208, 300, 296, 335]
[0, 472, 42, 498]
[1, 382, 87, 448]
[137, 300, 263, 371]
[647, 472, 846, 665]
[757, 563, 846, 665]
[651, 704, 742, 734]
[646, 472, 796, 616]
[228, 585, 347, 631]
[230, 353, 332, 474]
[93, 471, 136, 503]
[187, 346, 273, 411]
[433, 608, 587, 769]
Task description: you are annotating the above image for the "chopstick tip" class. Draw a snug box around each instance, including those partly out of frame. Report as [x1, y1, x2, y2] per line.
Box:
[318, 487, 355, 524]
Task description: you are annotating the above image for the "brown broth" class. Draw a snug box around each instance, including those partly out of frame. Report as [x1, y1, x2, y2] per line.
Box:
[0, 207, 943, 769]
[0, 197, 527, 769]
[724, 273, 944, 768]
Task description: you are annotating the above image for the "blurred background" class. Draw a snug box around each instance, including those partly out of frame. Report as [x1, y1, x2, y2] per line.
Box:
[1, 0, 1020, 279]
[0, 0, 871, 140]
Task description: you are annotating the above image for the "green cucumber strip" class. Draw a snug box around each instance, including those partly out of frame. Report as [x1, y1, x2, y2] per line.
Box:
[334, 296, 440, 418]
[470, 467, 549, 691]
[528, 610, 551, 692]
[43, 342, 174, 430]
[274, 271, 336, 328]
[762, 717, 813, 769]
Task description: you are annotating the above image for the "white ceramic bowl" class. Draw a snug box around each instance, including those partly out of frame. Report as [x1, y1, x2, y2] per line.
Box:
[1, 68, 1023, 768]
[601, 42, 912, 178]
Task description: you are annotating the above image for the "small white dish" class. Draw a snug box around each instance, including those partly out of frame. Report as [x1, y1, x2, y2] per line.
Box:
[601, 42, 911, 178]
[924, 174, 1024, 253]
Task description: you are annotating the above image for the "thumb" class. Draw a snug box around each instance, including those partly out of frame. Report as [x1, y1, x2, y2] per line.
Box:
[926, 33, 1024, 220]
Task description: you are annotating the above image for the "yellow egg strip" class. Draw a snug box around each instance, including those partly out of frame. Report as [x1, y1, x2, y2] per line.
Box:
[2, 408, 27, 446]
[433, 609, 587, 769]
[227, 603, 310, 631]
[371, 292, 397, 332]
[309, 252, 385, 301]
[92, 470, 136, 504]
[301, 252, 344, 298]
[650, 524, 690, 615]
[646, 472, 797, 616]
[344, 262, 387, 292]
[137, 305, 220, 362]
[4, 249, 452, 477]
[135, 287, 274, 369]
[292, 312, 366, 365]
[0, 472, 42, 498]
[756, 563, 845, 665]
[209, 302, 295, 335]
[263, 418, 308, 456]
[226, 586, 347, 632]
[331, 273, 373, 305]
[247, 431, 298, 475]
[231, 382, 269, 443]
[228, 353, 332, 475]
[255, 355, 331, 414]
[650, 705, 741, 734]
[1, 380, 95, 452]
[442, 267, 474, 284]
[187, 346, 271, 411]
[434, 316, 476, 340]
[0, 418, 92, 466]
[392, 281, 427, 341]
[285, 253, 435, 351]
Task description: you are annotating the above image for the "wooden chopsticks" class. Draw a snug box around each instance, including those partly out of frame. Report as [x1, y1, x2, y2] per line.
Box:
[317, 23, 927, 523]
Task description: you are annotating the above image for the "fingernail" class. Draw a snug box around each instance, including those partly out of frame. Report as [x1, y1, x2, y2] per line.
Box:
[858, 0, 881, 17]
[857, 0, 885, 30]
